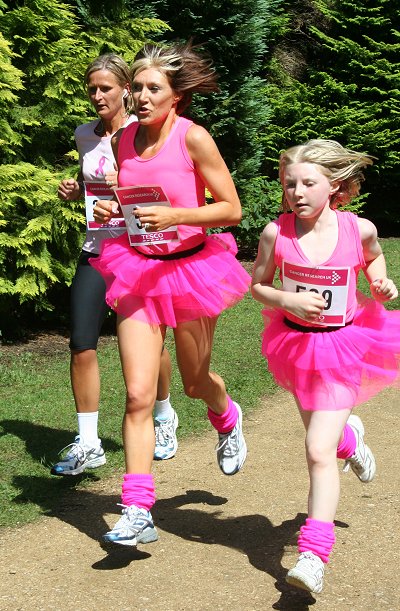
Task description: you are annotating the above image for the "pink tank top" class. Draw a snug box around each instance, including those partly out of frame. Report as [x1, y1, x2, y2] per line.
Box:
[274, 211, 365, 325]
[118, 116, 206, 255]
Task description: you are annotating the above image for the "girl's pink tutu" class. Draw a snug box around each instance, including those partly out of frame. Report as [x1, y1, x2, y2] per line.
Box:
[262, 292, 400, 410]
[90, 232, 250, 327]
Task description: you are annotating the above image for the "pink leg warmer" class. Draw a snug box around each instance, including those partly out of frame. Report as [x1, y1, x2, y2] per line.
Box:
[336, 423, 357, 459]
[298, 518, 336, 563]
[207, 395, 238, 434]
[121, 473, 156, 511]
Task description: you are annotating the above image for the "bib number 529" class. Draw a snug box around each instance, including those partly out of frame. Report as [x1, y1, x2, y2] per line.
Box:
[296, 285, 333, 310]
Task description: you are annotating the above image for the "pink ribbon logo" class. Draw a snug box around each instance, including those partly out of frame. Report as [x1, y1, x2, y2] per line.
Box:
[95, 156, 106, 177]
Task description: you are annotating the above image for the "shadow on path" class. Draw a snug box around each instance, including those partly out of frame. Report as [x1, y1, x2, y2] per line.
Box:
[0, 419, 121, 466]
[154, 489, 320, 610]
[10, 479, 350, 609]
[4, 420, 350, 611]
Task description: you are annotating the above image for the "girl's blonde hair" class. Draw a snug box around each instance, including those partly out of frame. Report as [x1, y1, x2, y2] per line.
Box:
[131, 41, 219, 114]
[279, 139, 374, 210]
[84, 53, 134, 114]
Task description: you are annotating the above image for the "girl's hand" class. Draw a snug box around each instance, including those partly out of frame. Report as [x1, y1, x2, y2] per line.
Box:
[134, 205, 178, 232]
[58, 178, 81, 201]
[93, 199, 120, 224]
[283, 290, 327, 323]
[370, 278, 398, 302]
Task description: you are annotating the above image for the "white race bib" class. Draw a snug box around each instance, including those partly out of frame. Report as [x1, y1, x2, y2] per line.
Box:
[114, 185, 180, 247]
[84, 181, 126, 231]
[282, 260, 350, 326]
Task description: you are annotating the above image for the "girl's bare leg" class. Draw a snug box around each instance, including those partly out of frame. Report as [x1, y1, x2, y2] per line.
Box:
[297, 401, 351, 521]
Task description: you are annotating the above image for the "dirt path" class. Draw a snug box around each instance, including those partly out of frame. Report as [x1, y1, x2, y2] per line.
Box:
[0, 388, 399, 611]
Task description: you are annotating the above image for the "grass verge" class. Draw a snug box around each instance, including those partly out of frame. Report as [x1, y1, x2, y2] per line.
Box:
[0, 292, 274, 528]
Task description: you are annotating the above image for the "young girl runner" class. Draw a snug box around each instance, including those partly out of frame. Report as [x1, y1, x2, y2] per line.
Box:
[91, 42, 249, 546]
[251, 139, 400, 594]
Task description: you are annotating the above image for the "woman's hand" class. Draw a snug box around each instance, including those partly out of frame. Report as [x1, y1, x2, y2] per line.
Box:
[58, 178, 81, 201]
[133, 205, 178, 232]
[370, 278, 398, 302]
[93, 199, 120, 224]
[104, 165, 118, 188]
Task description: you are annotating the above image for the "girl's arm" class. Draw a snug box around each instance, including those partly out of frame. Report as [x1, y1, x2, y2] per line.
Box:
[358, 218, 398, 302]
[251, 222, 281, 306]
[251, 222, 326, 321]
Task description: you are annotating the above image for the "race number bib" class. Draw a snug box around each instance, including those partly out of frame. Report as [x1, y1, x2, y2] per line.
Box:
[282, 260, 350, 326]
[114, 185, 179, 246]
[84, 182, 126, 231]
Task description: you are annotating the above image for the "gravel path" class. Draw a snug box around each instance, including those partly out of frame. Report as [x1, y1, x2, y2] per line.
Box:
[1, 389, 399, 611]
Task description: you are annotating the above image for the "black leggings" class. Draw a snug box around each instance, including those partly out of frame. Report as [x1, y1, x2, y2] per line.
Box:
[69, 251, 111, 351]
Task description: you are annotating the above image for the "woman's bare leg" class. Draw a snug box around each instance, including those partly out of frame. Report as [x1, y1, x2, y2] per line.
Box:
[173, 316, 227, 413]
[117, 316, 165, 473]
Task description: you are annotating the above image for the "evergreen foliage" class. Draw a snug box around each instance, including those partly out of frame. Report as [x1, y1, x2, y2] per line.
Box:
[0, 0, 168, 338]
[0, 30, 24, 159]
[2, 0, 399, 335]
[263, 0, 400, 230]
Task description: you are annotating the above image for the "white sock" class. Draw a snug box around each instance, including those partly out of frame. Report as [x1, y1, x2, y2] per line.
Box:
[77, 412, 100, 449]
[154, 395, 174, 421]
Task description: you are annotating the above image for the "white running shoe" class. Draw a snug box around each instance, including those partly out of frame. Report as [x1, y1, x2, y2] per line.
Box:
[343, 414, 376, 483]
[216, 403, 247, 475]
[154, 410, 179, 460]
[286, 551, 325, 594]
[103, 504, 159, 546]
[50, 436, 106, 476]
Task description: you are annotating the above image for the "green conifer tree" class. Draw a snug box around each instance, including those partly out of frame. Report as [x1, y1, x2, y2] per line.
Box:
[0, 0, 168, 337]
[263, 0, 400, 231]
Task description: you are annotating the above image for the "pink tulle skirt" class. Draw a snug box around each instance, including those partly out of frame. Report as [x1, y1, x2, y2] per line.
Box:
[90, 232, 250, 327]
[261, 292, 400, 411]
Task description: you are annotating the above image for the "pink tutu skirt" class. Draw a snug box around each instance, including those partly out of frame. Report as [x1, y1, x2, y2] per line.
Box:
[261, 292, 400, 411]
[90, 232, 250, 327]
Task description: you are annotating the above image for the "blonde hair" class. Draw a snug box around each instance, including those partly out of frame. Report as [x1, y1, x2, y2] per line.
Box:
[131, 42, 219, 114]
[84, 53, 134, 114]
[279, 139, 374, 210]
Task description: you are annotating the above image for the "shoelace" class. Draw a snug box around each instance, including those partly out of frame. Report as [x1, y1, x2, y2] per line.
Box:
[343, 449, 363, 473]
[297, 552, 324, 572]
[299, 552, 320, 563]
[116, 504, 151, 534]
[216, 425, 238, 456]
[58, 442, 86, 462]
[343, 460, 351, 473]
[155, 420, 173, 446]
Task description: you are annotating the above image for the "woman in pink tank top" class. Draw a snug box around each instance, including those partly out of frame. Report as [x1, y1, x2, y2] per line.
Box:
[91, 42, 250, 546]
[52, 54, 175, 476]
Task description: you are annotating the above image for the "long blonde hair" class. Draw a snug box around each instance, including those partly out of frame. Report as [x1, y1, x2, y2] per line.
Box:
[279, 139, 374, 210]
[131, 42, 219, 114]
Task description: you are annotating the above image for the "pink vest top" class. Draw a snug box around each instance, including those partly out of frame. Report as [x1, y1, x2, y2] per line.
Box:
[118, 116, 206, 255]
[274, 211, 365, 325]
